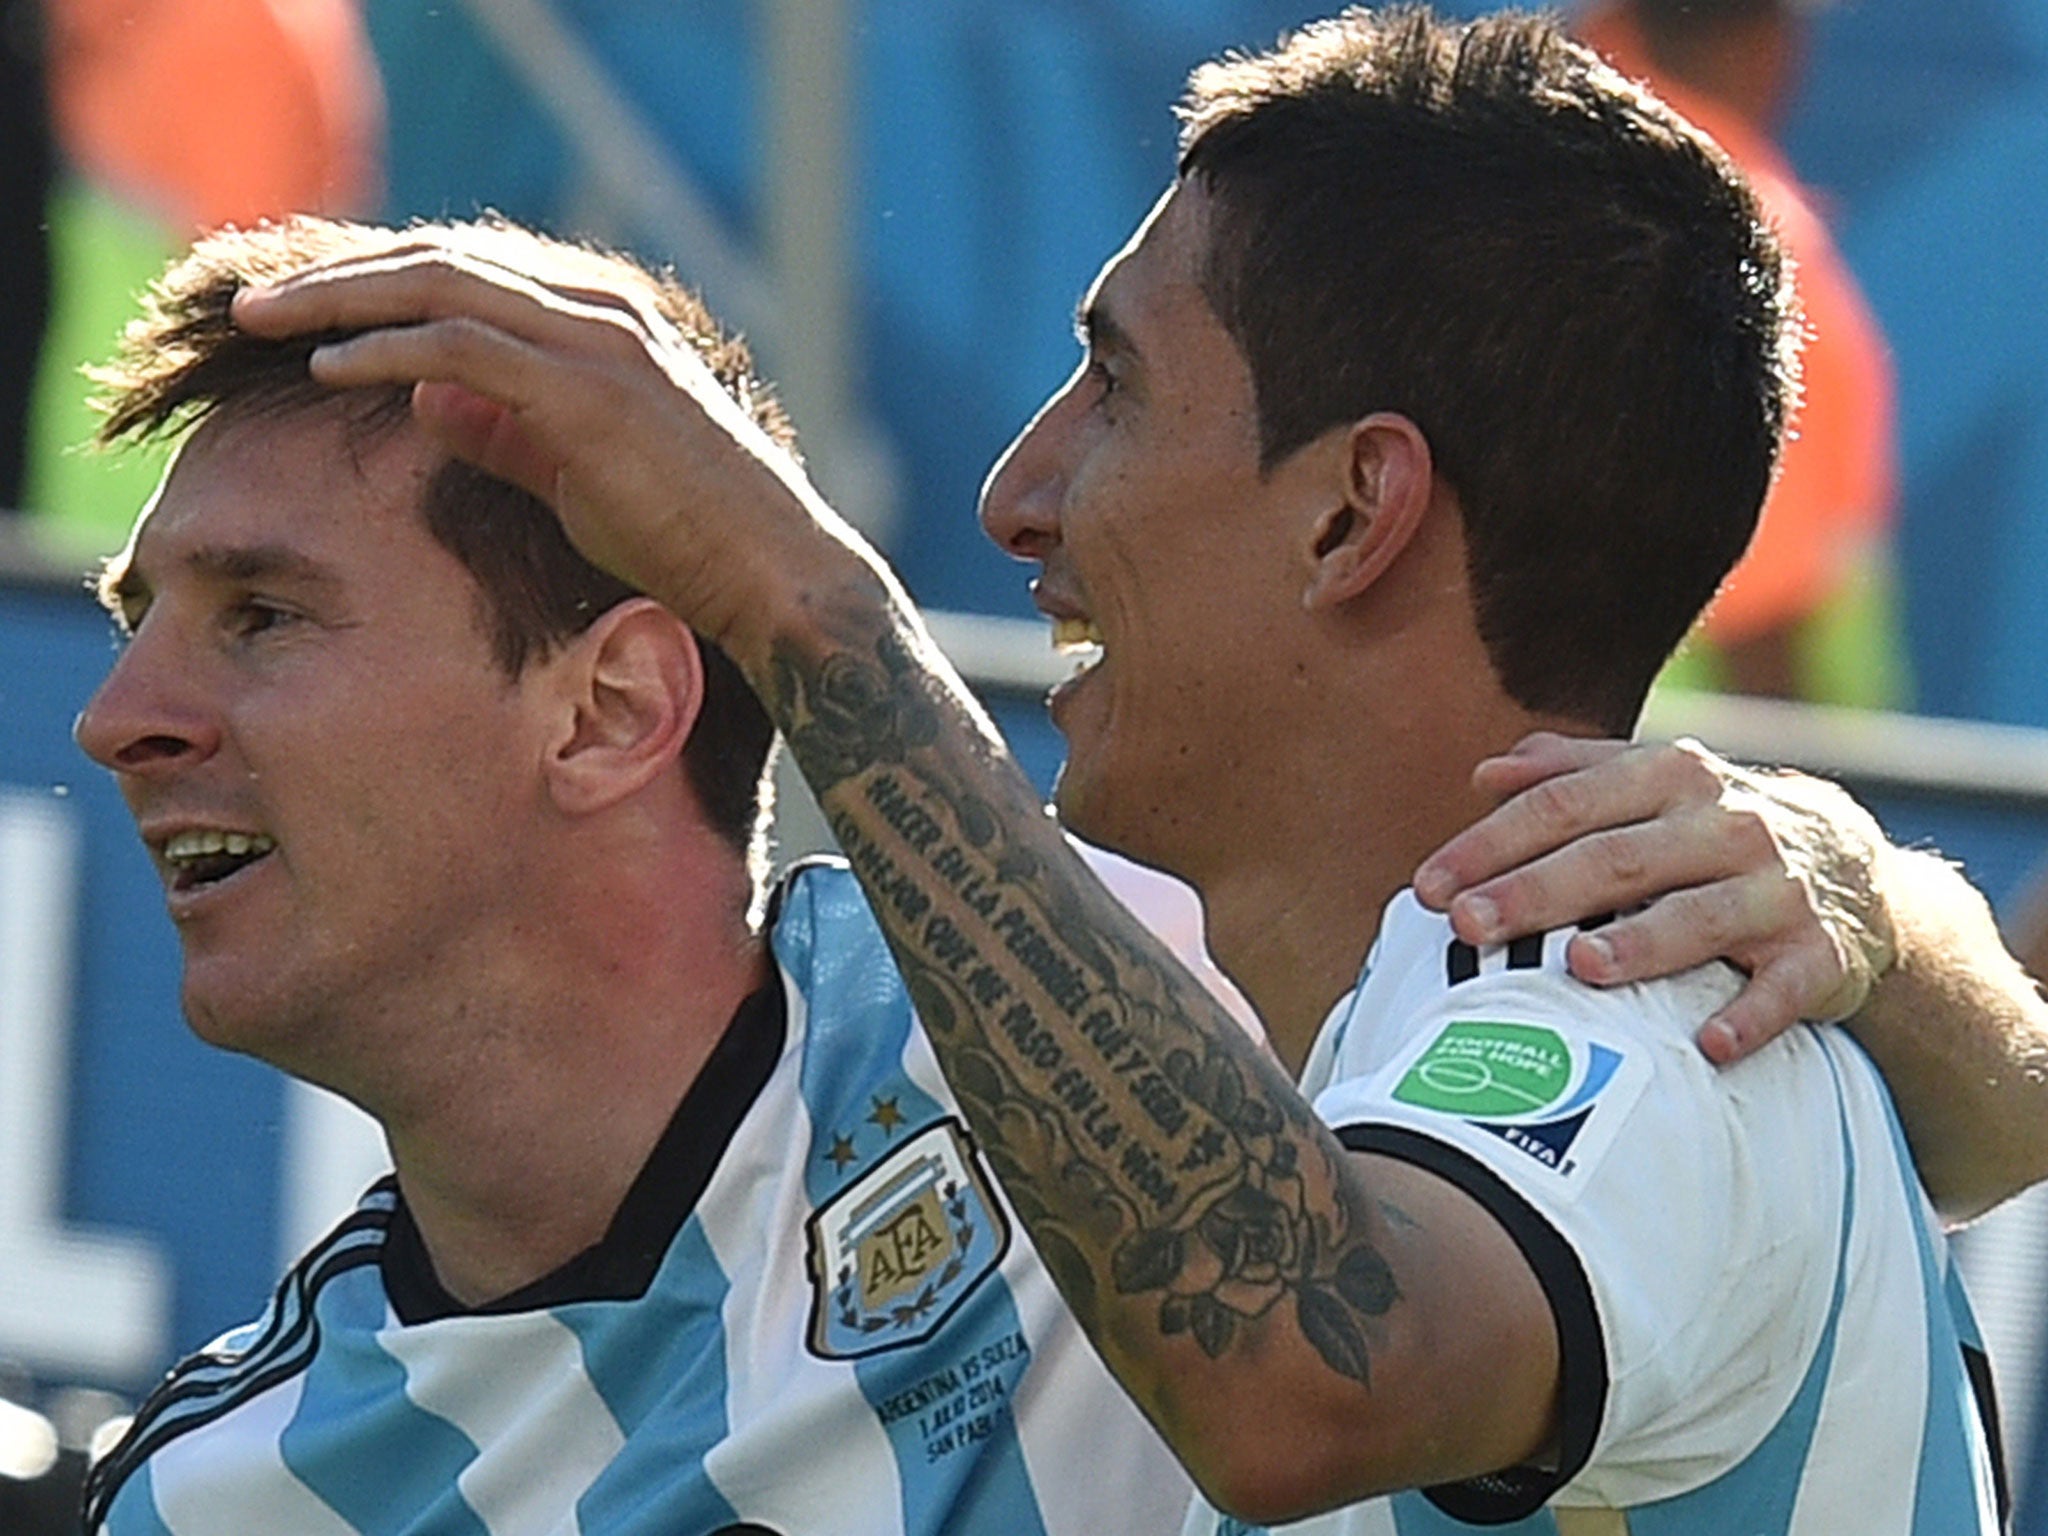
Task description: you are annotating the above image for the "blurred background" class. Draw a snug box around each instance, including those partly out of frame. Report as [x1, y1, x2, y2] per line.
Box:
[3, 0, 2047, 1529]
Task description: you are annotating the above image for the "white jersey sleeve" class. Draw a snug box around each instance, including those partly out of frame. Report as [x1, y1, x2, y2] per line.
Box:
[1309, 893, 1850, 1513]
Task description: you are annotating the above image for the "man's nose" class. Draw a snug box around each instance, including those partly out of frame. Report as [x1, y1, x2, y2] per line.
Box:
[74, 623, 221, 777]
[978, 390, 1073, 562]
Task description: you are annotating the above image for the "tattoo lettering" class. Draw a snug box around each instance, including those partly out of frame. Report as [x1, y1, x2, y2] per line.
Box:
[769, 620, 1401, 1387]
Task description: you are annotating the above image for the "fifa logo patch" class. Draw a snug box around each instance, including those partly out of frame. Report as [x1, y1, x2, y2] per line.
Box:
[806, 1118, 1011, 1359]
[1390, 1020, 1646, 1186]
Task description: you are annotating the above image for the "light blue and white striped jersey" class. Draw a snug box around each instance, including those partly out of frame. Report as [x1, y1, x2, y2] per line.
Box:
[1185, 891, 2007, 1536]
[86, 861, 1193, 1536]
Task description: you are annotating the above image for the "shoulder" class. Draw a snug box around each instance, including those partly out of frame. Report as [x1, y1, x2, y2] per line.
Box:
[82, 1182, 397, 1532]
[1320, 903, 1891, 1514]
[1334, 892, 1740, 1086]
[767, 856, 895, 980]
[1322, 893, 1862, 1214]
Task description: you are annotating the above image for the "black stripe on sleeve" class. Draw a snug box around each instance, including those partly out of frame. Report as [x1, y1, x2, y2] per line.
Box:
[80, 1239, 384, 1532]
[1506, 934, 1545, 972]
[1446, 940, 1480, 986]
[1337, 1122, 1607, 1525]
[1963, 1343, 2013, 1533]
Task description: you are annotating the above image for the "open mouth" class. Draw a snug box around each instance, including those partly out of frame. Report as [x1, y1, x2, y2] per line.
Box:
[162, 829, 278, 893]
[1051, 616, 1104, 663]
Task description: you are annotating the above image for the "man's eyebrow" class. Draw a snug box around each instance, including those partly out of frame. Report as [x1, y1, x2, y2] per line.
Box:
[99, 542, 341, 616]
[183, 543, 342, 590]
[1073, 296, 1139, 366]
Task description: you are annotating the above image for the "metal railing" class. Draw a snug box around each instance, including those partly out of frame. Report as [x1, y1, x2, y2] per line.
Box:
[932, 606, 2048, 806]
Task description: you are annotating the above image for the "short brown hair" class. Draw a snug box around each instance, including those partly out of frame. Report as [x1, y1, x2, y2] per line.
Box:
[1178, 7, 1797, 732]
[94, 214, 786, 866]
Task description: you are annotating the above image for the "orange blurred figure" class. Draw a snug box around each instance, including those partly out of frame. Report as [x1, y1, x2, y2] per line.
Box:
[48, 0, 382, 232]
[1579, 0, 1896, 700]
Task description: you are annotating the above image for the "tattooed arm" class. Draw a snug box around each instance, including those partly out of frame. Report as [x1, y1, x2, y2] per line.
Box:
[766, 595, 1561, 1517]
[236, 254, 1563, 1521]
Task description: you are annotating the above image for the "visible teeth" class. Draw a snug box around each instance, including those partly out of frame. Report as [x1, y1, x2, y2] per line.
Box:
[1051, 617, 1104, 652]
[164, 830, 277, 864]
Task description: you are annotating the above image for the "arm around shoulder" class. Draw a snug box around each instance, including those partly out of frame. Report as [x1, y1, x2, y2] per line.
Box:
[1410, 732, 2048, 1222]
[1851, 842, 2048, 1225]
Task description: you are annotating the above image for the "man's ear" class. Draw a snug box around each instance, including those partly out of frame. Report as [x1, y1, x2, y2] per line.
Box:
[542, 598, 704, 816]
[1302, 412, 1436, 610]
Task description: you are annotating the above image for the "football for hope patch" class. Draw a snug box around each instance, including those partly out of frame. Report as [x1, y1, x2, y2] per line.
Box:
[1389, 1020, 1647, 1189]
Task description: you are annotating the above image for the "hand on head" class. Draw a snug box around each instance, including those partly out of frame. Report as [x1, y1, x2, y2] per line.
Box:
[230, 241, 835, 664]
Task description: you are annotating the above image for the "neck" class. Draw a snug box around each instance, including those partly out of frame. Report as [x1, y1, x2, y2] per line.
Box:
[353, 823, 768, 1306]
[1171, 562, 1569, 1075]
[1196, 704, 1513, 1077]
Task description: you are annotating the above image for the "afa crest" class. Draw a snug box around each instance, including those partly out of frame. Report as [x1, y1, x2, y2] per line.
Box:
[805, 1118, 1010, 1359]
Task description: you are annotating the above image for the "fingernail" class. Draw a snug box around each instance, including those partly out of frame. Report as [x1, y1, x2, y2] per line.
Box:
[1698, 1018, 1739, 1064]
[1460, 894, 1499, 940]
[1576, 932, 1616, 978]
[1414, 864, 1452, 905]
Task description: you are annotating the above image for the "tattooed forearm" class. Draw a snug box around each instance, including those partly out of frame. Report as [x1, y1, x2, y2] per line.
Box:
[760, 605, 1406, 1397]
